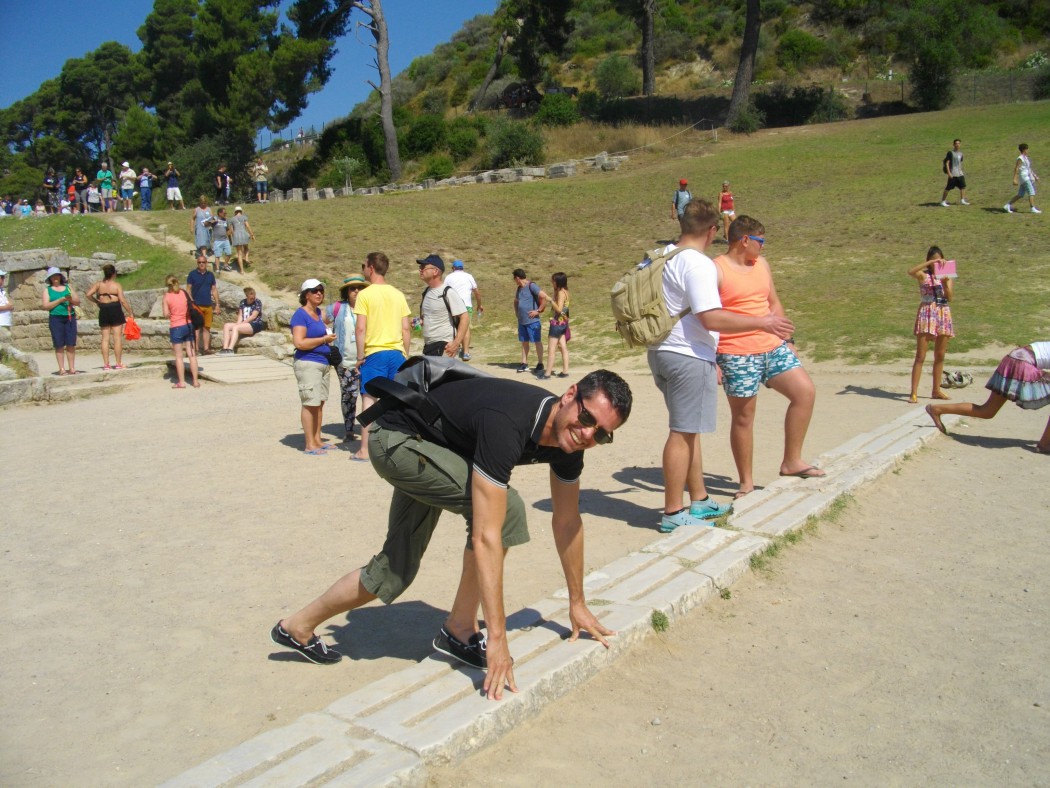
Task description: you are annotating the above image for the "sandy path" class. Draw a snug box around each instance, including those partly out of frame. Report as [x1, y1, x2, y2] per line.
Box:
[0, 353, 1031, 784]
[430, 397, 1050, 786]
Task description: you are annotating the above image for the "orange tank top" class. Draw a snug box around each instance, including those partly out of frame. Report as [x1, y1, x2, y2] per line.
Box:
[713, 256, 780, 355]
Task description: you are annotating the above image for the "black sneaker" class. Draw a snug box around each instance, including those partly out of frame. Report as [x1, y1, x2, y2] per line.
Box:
[270, 622, 342, 665]
[433, 626, 487, 670]
[534, 364, 544, 374]
[516, 363, 528, 373]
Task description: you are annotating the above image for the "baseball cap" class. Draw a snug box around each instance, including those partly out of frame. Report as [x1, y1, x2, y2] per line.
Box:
[452, 259, 464, 269]
[300, 278, 324, 293]
[679, 178, 688, 186]
[416, 254, 444, 272]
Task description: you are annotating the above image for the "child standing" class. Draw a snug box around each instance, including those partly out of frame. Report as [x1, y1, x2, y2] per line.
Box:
[1004, 143, 1041, 214]
[908, 245, 954, 403]
[718, 181, 735, 241]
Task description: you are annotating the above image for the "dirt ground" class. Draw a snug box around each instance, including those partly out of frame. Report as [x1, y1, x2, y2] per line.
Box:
[1, 349, 1046, 785]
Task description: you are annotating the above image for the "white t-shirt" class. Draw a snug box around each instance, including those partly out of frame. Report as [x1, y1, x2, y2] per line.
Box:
[1030, 341, 1050, 370]
[655, 245, 722, 361]
[444, 269, 477, 309]
[1018, 154, 1033, 182]
[421, 284, 467, 344]
[0, 286, 12, 327]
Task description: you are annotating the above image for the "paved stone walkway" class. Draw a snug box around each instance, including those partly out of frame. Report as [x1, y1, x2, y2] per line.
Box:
[163, 406, 954, 787]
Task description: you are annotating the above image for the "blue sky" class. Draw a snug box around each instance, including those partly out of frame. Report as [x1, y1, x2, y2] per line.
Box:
[0, 0, 500, 143]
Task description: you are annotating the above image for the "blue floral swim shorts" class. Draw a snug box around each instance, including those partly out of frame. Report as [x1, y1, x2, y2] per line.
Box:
[717, 342, 801, 398]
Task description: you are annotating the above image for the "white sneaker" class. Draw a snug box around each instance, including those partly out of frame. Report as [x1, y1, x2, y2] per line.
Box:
[1004, 204, 1013, 213]
[960, 199, 970, 205]
[1033, 207, 1042, 214]
[940, 201, 950, 207]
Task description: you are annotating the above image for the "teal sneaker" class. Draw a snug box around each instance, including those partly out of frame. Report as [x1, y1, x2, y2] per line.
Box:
[689, 497, 733, 520]
[659, 508, 707, 533]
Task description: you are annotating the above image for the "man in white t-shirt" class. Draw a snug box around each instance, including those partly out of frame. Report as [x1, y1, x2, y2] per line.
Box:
[649, 199, 793, 533]
[417, 254, 468, 358]
[0, 269, 13, 335]
[444, 259, 482, 360]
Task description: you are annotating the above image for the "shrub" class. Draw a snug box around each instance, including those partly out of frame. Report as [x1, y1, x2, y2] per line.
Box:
[910, 42, 959, 111]
[595, 54, 641, 99]
[577, 90, 602, 120]
[422, 153, 455, 181]
[403, 114, 447, 159]
[1034, 66, 1050, 100]
[729, 101, 765, 135]
[535, 93, 580, 127]
[809, 87, 851, 123]
[486, 119, 544, 168]
[420, 88, 448, 115]
[777, 29, 827, 72]
[446, 126, 479, 161]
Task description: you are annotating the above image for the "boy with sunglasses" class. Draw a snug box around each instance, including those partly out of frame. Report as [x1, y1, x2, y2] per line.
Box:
[272, 369, 631, 701]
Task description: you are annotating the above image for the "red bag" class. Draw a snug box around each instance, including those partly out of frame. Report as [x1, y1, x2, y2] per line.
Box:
[124, 315, 142, 340]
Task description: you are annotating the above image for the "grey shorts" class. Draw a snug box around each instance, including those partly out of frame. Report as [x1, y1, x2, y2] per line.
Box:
[361, 426, 530, 604]
[647, 349, 718, 434]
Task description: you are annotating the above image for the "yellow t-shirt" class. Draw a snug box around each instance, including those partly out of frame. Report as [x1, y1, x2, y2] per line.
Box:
[353, 283, 410, 355]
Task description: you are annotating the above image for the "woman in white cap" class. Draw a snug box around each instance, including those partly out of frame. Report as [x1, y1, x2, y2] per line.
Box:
[40, 267, 81, 375]
[291, 278, 336, 454]
[229, 206, 255, 273]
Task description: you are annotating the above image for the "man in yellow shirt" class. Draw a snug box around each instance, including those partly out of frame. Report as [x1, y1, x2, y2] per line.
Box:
[352, 251, 411, 460]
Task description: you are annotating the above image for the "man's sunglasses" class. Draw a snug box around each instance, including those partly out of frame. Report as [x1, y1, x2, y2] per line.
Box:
[747, 235, 765, 246]
[576, 393, 613, 445]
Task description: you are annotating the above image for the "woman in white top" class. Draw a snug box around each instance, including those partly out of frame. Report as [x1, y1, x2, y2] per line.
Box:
[326, 275, 369, 441]
[926, 341, 1050, 453]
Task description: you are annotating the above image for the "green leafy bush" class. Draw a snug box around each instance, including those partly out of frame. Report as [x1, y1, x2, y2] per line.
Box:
[595, 54, 641, 99]
[729, 101, 765, 135]
[403, 114, 447, 158]
[777, 29, 827, 72]
[1034, 66, 1050, 100]
[910, 42, 959, 111]
[446, 126, 479, 161]
[577, 90, 602, 119]
[486, 120, 544, 168]
[422, 153, 455, 181]
[535, 93, 580, 127]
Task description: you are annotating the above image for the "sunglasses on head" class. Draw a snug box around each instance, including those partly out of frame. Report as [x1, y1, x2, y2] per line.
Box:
[575, 393, 613, 445]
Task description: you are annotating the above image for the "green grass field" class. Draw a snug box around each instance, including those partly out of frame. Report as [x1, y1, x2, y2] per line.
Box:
[3, 102, 1047, 364]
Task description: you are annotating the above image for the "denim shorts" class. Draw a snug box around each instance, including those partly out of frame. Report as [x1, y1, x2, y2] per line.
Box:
[518, 322, 541, 343]
[360, 349, 406, 389]
[212, 240, 232, 257]
[717, 342, 801, 398]
[49, 314, 77, 348]
[169, 324, 194, 344]
[121, 188, 134, 199]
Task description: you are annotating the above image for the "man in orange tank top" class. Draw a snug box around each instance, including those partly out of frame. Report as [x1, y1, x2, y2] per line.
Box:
[712, 215, 825, 498]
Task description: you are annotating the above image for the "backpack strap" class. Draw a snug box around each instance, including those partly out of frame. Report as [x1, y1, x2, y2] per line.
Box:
[420, 286, 459, 330]
[358, 376, 440, 426]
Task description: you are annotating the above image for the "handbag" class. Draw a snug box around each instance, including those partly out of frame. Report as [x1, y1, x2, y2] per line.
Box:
[328, 344, 343, 367]
[184, 290, 204, 330]
[124, 315, 141, 340]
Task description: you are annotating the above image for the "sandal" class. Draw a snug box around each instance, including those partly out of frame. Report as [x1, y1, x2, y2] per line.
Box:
[172, 383, 186, 389]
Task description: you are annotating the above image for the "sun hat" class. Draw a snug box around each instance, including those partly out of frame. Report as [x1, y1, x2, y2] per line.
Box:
[416, 254, 445, 272]
[339, 274, 369, 296]
[679, 178, 688, 186]
[300, 278, 324, 293]
[122, 161, 130, 167]
[234, 206, 243, 213]
[452, 259, 464, 269]
[45, 266, 66, 283]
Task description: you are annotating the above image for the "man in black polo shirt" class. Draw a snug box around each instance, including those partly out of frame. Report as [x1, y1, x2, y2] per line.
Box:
[273, 369, 632, 700]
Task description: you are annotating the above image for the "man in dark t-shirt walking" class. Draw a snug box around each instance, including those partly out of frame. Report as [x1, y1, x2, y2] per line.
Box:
[272, 369, 633, 700]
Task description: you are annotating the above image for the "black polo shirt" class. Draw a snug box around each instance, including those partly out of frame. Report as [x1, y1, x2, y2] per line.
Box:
[377, 378, 584, 488]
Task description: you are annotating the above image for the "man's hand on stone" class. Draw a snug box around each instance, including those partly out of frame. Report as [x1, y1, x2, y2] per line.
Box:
[482, 634, 518, 701]
[568, 601, 615, 648]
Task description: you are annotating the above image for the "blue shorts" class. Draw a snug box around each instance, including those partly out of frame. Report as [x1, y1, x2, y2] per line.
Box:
[213, 240, 232, 257]
[49, 314, 77, 349]
[518, 322, 541, 343]
[360, 349, 406, 390]
[121, 188, 134, 199]
[169, 324, 194, 344]
[1016, 179, 1036, 198]
[717, 342, 801, 398]
[255, 181, 268, 192]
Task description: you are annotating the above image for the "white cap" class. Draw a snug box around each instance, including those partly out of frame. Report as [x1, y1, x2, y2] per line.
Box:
[234, 205, 243, 212]
[122, 161, 130, 167]
[300, 278, 323, 293]
[0, 269, 7, 277]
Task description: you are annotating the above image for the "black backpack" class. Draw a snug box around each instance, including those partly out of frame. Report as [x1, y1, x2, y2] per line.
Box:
[358, 355, 490, 431]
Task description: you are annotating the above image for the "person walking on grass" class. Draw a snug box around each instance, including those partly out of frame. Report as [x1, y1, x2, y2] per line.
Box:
[908, 245, 954, 403]
[444, 259, 482, 361]
[927, 341, 1050, 454]
[649, 200, 793, 533]
[512, 268, 545, 374]
[712, 216, 823, 500]
[271, 369, 631, 704]
[1004, 143, 1041, 214]
[671, 178, 691, 221]
[940, 139, 969, 207]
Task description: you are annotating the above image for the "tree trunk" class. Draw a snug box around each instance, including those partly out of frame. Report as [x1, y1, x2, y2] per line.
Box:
[353, 0, 401, 181]
[470, 29, 510, 112]
[641, 0, 656, 96]
[726, 0, 761, 124]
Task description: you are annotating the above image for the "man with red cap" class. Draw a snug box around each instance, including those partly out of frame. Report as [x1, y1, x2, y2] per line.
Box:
[672, 177, 692, 220]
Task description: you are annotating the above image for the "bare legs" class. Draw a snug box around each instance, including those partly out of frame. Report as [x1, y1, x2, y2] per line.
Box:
[235, 245, 247, 273]
[100, 325, 124, 367]
[928, 393, 1050, 452]
[54, 346, 76, 374]
[726, 367, 821, 494]
[545, 335, 568, 377]
[301, 403, 325, 451]
[221, 322, 253, 352]
[662, 430, 705, 514]
[911, 333, 951, 402]
[171, 341, 199, 388]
